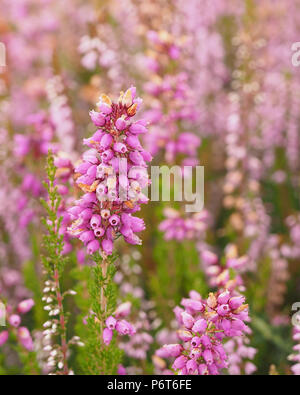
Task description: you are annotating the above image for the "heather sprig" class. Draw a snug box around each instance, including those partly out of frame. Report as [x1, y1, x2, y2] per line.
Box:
[78, 252, 123, 375]
[40, 153, 81, 375]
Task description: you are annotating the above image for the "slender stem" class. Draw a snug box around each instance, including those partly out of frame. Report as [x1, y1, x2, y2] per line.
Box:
[54, 269, 69, 375]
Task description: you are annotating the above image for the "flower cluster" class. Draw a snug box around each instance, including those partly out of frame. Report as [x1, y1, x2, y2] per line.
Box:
[143, 30, 201, 165]
[156, 290, 249, 375]
[103, 302, 136, 346]
[159, 208, 211, 241]
[0, 298, 35, 351]
[68, 87, 151, 256]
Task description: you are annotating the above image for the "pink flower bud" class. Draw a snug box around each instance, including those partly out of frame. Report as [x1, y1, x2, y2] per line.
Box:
[228, 296, 245, 310]
[87, 239, 100, 254]
[75, 162, 92, 174]
[191, 336, 201, 348]
[89, 110, 106, 127]
[231, 319, 246, 332]
[90, 215, 101, 229]
[115, 302, 132, 318]
[161, 344, 183, 358]
[101, 149, 114, 162]
[87, 164, 97, 178]
[181, 311, 194, 329]
[79, 231, 95, 244]
[9, 314, 21, 328]
[203, 349, 213, 365]
[217, 304, 230, 316]
[0, 331, 9, 346]
[126, 135, 142, 150]
[116, 118, 127, 131]
[190, 348, 202, 359]
[101, 239, 113, 255]
[217, 291, 230, 305]
[129, 123, 147, 135]
[92, 130, 105, 141]
[186, 359, 198, 374]
[201, 250, 218, 265]
[109, 215, 120, 226]
[80, 208, 93, 220]
[113, 142, 127, 154]
[172, 355, 188, 370]
[220, 319, 231, 331]
[94, 227, 105, 238]
[130, 217, 145, 232]
[100, 134, 113, 149]
[117, 365, 126, 375]
[106, 316, 117, 330]
[192, 319, 207, 334]
[129, 151, 145, 165]
[17, 327, 34, 351]
[103, 328, 113, 345]
[116, 320, 135, 336]
[181, 298, 203, 312]
[18, 299, 35, 314]
[200, 335, 211, 348]
[98, 103, 112, 115]
[198, 364, 209, 375]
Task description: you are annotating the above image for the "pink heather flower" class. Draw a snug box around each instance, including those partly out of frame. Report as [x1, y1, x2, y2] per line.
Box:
[9, 314, 21, 328]
[115, 302, 132, 318]
[117, 364, 127, 375]
[181, 312, 194, 329]
[186, 359, 198, 374]
[116, 118, 127, 131]
[156, 289, 249, 375]
[203, 349, 214, 365]
[217, 291, 230, 305]
[192, 319, 207, 334]
[103, 311, 136, 346]
[101, 239, 113, 255]
[79, 231, 95, 244]
[228, 296, 245, 310]
[116, 320, 135, 336]
[217, 304, 230, 316]
[106, 316, 117, 330]
[0, 331, 9, 346]
[181, 298, 203, 312]
[17, 327, 34, 351]
[109, 215, 120, 226]
[89, 110, 106, 127]
[68, 88, 151, 256]
[87, 240, 100, 255]
[17, 299, 35, 314]
[103, 328, 113, 346]
[161, 344, 183, 358]
[191, 337, 201, 347]
[172, 355, 188, 370]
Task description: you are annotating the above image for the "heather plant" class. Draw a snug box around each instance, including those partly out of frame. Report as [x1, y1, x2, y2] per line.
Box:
[40, 154, 79, 375]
